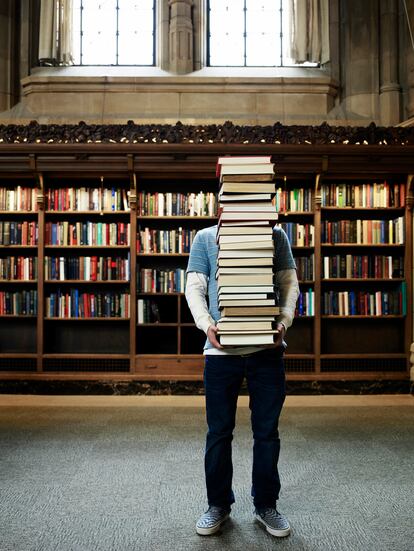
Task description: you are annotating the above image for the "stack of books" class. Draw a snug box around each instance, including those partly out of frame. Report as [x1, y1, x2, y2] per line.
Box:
[215, 156, 280, 346]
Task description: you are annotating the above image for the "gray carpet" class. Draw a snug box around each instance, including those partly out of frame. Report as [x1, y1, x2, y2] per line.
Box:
[0, 404, 413, 551]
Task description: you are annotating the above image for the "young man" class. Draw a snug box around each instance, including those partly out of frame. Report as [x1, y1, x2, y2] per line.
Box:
[185, 224, 299, 538]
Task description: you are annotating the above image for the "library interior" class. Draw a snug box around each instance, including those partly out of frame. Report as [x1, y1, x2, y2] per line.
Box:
[0, 1, 413, 550]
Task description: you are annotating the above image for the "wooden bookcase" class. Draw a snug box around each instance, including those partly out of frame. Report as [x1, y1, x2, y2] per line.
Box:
[0, 143, 412, 382]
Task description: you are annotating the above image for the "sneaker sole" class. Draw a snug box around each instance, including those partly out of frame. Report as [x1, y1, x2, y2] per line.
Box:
[196, 513, 230, 536]
[255, 514, 291, 538]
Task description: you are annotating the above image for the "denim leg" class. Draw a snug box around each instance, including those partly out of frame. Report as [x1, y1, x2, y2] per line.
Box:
[245, 349, 286, 510]
[203, 354, 244, 510]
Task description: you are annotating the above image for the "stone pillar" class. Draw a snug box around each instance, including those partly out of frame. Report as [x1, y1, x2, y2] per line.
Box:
[0, 0, 12, 112]
[169, 0, 193, 74]
[379, 0, 402, 125]
[340, 0, 380, 120]
[405, 0, 414, 119]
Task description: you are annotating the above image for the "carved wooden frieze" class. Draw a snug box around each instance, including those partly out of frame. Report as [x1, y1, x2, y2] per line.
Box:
[0, 120, 413, 145]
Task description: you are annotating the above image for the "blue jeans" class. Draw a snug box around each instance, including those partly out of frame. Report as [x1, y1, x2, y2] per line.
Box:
[203, 347, 286, 511]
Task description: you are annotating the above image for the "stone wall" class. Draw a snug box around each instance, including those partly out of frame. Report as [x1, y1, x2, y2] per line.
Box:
[0, 0, 412, 126]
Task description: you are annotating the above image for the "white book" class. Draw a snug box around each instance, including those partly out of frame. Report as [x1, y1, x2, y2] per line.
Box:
[220, 220, 270, 227]
[323, 256, 329, 278]
[137, 299, 144, 324]
[218, 249, 274, 258]
[220, 241, 274, 250]
[216, 267, 273, 275]
[218, 285, 275, 294]
[220, 164, 274, 178]
[221, 205, 276, 212]
[217, 156, 271, 166]
[219, 333, 278, 346]
[219, 194, 273, 202]
[218, 293, 272, 300]
[218, 316, 276, 322]
[219, 234, 273, 244]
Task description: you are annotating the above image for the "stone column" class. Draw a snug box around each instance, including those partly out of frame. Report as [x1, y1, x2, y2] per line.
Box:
[0, 0, 12, 112]
[340, 0, 380, 121]
[405, 0, 414, 119]
[379, 0, 402, 125]
[169, 0, 194, 74]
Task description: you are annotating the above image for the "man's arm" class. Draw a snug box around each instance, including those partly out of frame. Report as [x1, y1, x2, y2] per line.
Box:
[275, 268, 300, 331]
[185, 271, 223, 349]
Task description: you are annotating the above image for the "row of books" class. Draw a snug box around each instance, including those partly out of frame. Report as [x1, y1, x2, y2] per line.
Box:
[45, 291, 130, 318]
[0, 290, 37, 315]
[137, 192, 217, 217]
[137, 268, 186, 293]
[277, 223, 314, 247]
[45, 222, 130, 246]
[322, 255, 404, 279]
[0, 221, 38, 246]
[137, 299, 161, 324]
[137, 227, 196, 254]
[321, 183, 405, 208]
[45, 187, 130, 212]
[296, 289, 315, 316]
[0, 257, 38, 281]
[295, 255, 314, 281]
[321, 218, 404, 244]
[322, 287, 406, 316]
[44, 256, 130, 281]
[274, 188, 313, 212]
[0, 187, 37, 211]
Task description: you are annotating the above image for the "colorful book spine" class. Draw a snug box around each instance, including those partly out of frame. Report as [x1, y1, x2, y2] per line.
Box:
[0, 187, 38, 211]
[276, 223, 314, 246]
[137, 192, 217, 216]
[321, 182, 405, 208]
[321, 218, 404, 244]
[322, 289, 404, 315]
[322, 255, 404, 279]
[45, 187, 129, 211]
[0, 290, 37, 315]
[137, 268, 186, 293]
[45, 222, 130, 246]
[137, 227, 197, 253]
[44, 255, 130, 281]
[0, 222, 38, 245]
[0, 257, 38, 280]
[45, 290, 130, 318]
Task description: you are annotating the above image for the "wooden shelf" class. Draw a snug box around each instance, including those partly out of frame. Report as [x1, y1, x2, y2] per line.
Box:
[137, 323, 178, 327]
[44, 280, 129, 284]
[321, 315, 405, 319]
[0, 245, 37, 248]
[44, 317, 130, 321]
[0, 280, 37, 283]
[138, 216, 217, 220]
[0, 314, 36, 318]
[321, 243, 404, 247]
[278, 211, 314, 216]
[44, 245, 130, 249]
[137, 253, 189, 256]
[45, 210, 130, 215]
[321, 206, 405, 211]
[322, 278, 405, 282]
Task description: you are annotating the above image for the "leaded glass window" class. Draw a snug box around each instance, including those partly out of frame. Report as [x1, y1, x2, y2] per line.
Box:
[72, 0, 155, 66]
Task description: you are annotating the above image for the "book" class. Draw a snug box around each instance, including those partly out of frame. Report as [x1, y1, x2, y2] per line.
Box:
[219, 241, 274, 251]
[219, 193, 274, 202]
[218, 226, 273, 236]
[216, 267, 273, 275]
[217, 274, 274, 286]
[218, 250, 274, 258]
[219, 220, 271, 227]
[221, 204, 277, 212]
[217, 320, 277, 331]
[220, 306, 280, 316]
[222, 174, 275, 182]
[216, 155, 272, 177]
[220, 182, 276, 194]
[218, 285, 275, 294]
[219, 212, 278, 223]
[218, 332, 280, 346]
[219, 298, 277, 307]
[218, 257, 274, 267]
[218, 293, 275, 300]
[219, 164, 274, 180]
[218, 234, 273, 245]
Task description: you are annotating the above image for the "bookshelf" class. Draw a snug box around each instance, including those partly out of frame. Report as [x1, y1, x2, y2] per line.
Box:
[0, 143, 412, 382]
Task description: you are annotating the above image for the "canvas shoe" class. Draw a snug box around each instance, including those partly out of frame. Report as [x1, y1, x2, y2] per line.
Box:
[255, 507, 291, 537]
[196, 506, 230, 536]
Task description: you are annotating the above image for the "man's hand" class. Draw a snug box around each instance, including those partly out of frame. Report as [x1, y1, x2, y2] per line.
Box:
[207, 325, 223, 349]
[274, 323, 286, 348]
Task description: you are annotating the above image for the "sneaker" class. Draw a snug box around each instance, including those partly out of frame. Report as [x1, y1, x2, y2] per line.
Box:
[196, 506, 230, 536]
[255, 508, 291, 537]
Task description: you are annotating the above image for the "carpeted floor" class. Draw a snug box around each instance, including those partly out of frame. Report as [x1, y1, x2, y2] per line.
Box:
[0, 403, 413, 551]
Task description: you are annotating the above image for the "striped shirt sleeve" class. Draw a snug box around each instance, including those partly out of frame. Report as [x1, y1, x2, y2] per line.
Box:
[274, 227, 296, 272]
